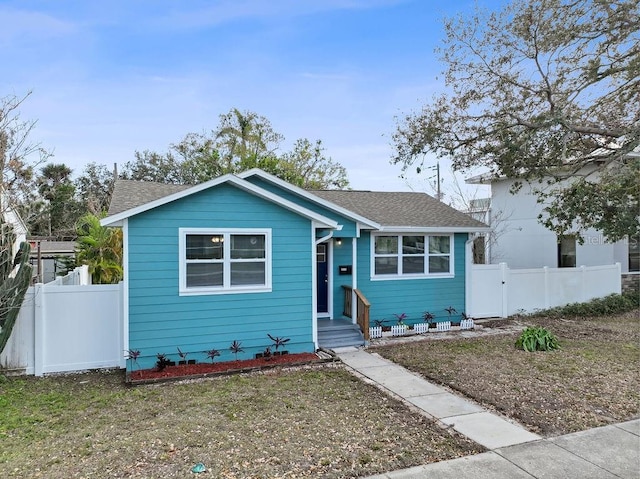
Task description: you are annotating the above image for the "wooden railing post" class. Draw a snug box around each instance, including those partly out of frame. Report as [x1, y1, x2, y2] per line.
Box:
[341, 285, 370, 341]
[342, 285, 353, 318]
[355, 289, 370, 341]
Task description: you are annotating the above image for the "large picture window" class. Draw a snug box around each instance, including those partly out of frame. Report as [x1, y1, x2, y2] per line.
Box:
[180, 228, 271, 295]
[372, 234, 453, 279]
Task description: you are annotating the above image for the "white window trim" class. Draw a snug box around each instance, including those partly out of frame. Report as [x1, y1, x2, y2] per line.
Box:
[179, 227, 272, 296]
[370, 233, 455, 281]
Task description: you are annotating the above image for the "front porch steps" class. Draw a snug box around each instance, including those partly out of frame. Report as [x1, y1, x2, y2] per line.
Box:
[318, 319, 365, 349]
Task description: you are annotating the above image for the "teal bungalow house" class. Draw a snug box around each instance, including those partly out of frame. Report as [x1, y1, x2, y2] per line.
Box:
[102, 169, 489, 370]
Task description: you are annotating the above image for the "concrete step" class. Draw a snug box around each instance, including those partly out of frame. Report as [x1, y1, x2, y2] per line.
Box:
[317, 320, 360, 332]
[318, 327, 365, 349]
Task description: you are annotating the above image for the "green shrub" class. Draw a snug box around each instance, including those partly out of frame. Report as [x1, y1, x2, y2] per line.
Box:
[515, 327, 560, 352]
[532, 293, 639, 318]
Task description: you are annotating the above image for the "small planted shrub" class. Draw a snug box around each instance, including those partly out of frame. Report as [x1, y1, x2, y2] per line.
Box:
[177, 347, 189, 364]
[516, 327, 560, 352]
[445, 306, 457, 319]
[125, 349, 141, 370]
[156, 353, 171, 371]
[422, 311, 435, 326]
[206, 348, 221, 363]
[267, 334, 290, 354]
[394, 313, 408, 329]
[229, 340, 244, 361]
[394, 313, 407, 323]
[373, 318, 386, 328]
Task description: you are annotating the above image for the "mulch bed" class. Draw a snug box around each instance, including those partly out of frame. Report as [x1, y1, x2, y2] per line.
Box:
[128, 352, 328, 384]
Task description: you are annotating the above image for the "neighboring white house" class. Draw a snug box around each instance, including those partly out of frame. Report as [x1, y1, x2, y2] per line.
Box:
[465, 170, 639, 294]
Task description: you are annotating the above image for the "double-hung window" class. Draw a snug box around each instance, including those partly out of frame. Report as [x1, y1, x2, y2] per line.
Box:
[179, 228, 271, 295]
[372, 234, 453, 279]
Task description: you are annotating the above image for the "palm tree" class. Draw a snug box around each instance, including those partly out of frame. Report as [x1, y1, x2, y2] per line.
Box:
[75, 213, 123, 284]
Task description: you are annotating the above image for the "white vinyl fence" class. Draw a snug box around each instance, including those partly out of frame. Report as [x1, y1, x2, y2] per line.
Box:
[47, 265, 91, 286]
[1, 282, 124, 376]
[467, 262, 622, 318]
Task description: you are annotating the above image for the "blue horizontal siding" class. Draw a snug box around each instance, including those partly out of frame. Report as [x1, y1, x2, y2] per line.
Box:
[353, 232, 468, 326]
[246, 177, 358, 237]
[126, 183, 316, 370]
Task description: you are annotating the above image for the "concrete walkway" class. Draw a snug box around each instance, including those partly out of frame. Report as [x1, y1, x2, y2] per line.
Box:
[336, 348, 640, 479]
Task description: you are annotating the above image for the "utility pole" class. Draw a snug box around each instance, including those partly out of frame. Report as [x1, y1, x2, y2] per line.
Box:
[428, 162, 442, 201]
[435, 162, 441, 201]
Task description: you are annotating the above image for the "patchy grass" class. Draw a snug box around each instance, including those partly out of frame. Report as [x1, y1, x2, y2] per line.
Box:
[0, 365, 482, 478]
[374, 310, 640, 437]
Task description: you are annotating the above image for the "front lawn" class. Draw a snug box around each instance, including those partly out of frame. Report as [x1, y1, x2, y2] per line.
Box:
[374, 310, 640, 437]
[0, 365, 482, 478]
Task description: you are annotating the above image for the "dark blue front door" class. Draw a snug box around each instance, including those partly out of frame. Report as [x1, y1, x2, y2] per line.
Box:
[316, 243, 328, 313]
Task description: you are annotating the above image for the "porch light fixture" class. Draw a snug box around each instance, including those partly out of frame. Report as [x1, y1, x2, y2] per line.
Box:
[335, 238, 342, 246]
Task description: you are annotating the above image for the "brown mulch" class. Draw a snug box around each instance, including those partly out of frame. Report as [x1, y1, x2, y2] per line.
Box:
[128, 352, 324, 383]
[373, 310, 640, 437]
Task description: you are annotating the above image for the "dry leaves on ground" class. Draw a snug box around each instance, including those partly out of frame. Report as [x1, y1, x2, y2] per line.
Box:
[0, 365, 482, 479]
[374, 310, 640, 436]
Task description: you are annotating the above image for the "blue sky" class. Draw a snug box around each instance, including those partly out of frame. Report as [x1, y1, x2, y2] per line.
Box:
[1, 0, 500, 196]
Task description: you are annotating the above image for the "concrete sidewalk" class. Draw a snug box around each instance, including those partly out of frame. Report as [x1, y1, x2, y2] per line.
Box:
[336, 348, 640, 479]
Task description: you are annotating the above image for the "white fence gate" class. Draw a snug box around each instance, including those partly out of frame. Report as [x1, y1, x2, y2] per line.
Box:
[467, 261, 622, 318]
[1, 282, 124, 376]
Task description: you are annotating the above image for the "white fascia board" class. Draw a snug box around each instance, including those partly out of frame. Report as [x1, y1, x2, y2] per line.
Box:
[465, 172, 497, 185]
[100, 173, 338, 229]
[238, 168, 381, 229]
[377, 226, 492, 233]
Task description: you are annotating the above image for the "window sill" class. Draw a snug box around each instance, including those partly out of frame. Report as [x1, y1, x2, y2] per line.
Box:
[370, 274, 454, 281]
[179, 286, 272, 296]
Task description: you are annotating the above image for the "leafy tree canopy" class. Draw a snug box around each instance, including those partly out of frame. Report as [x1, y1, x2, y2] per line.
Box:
[75, 162, 115, 215]
[122, 108, 350, 189]
[0, 92, 50, 214]
[392, 0, 639, 242]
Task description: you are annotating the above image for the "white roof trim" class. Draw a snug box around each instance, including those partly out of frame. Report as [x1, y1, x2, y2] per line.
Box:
[238, 168, 381, 229]
[377, 226, 491, 233]
[101, 174, 338, 229]
[465, 172, 497, 185]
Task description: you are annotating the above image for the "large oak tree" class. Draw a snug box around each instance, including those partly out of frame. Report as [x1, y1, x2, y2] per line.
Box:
[392, 0, 639, 242]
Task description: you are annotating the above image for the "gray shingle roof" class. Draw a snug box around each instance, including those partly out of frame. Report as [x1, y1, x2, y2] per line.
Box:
[108, 180, 190, 216]
[312, 190, 487, 228]
[108, 179, 487, 229]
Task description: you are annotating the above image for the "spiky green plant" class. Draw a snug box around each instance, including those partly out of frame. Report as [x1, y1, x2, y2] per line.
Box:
[0, 219, 32, 354]
[515, 327, 560, 352]
[75, 213, 123, 284]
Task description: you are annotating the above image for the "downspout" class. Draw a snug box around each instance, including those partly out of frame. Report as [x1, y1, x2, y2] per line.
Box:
[465, 238, 473, 319]
[351, 236, 358, 325]
[121, 219, 129, 369]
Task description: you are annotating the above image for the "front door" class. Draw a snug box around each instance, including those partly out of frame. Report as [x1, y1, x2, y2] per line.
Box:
[316, 243, 329, 314]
